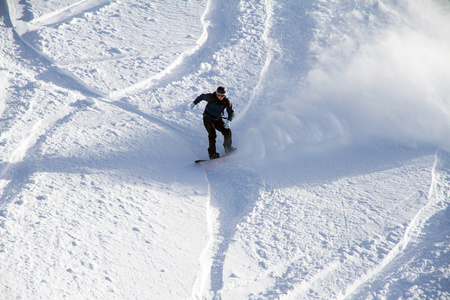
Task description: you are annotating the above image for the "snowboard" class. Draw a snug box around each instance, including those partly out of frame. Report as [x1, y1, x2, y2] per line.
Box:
[195, 154, 232, 165]
[195, 159, 210, 164]
[195, 149, 236, 165]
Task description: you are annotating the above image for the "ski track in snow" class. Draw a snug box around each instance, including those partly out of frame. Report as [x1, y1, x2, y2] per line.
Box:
[1, 0, 450, 299]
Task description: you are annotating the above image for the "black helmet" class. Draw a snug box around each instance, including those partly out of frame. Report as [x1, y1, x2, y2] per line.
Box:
[216, 86, 226, 95]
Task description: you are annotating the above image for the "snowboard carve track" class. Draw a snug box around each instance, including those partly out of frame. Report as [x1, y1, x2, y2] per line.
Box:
[235, 0, 275, 124]
[191, 174, 216, 299]
[341, 151, 443, 299]
[109, 0, 213, 100]
[0, 102, 83, 209]
[28, 0, 112, 30]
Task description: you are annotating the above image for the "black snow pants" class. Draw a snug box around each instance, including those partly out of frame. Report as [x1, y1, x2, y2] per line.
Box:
[203, 117, 232, 156]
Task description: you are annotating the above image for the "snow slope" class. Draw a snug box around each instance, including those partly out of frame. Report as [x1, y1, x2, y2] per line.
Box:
[0, 0, 449, 299]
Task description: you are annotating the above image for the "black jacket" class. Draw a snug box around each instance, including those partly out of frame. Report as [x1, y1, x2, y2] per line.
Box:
[193, 92, 234, 121]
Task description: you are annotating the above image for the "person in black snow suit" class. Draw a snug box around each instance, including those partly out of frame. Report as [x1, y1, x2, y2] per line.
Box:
[190, 86, 236, 159]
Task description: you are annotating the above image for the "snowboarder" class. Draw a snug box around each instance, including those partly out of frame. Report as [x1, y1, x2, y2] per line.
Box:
[190, 86, 236, 159]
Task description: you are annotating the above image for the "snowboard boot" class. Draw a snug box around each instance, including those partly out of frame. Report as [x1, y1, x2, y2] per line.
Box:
[225, 146, 236, 155]
[209, 152, 220, 160]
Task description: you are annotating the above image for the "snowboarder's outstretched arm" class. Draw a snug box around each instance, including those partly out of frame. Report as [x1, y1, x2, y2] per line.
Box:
[193, 94, 208, 105]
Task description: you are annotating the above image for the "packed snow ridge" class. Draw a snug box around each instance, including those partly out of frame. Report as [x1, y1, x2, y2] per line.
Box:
[0, 0, 449, 299]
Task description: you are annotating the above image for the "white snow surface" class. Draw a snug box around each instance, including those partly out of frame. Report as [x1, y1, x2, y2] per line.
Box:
[1, 0, 450, 299]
